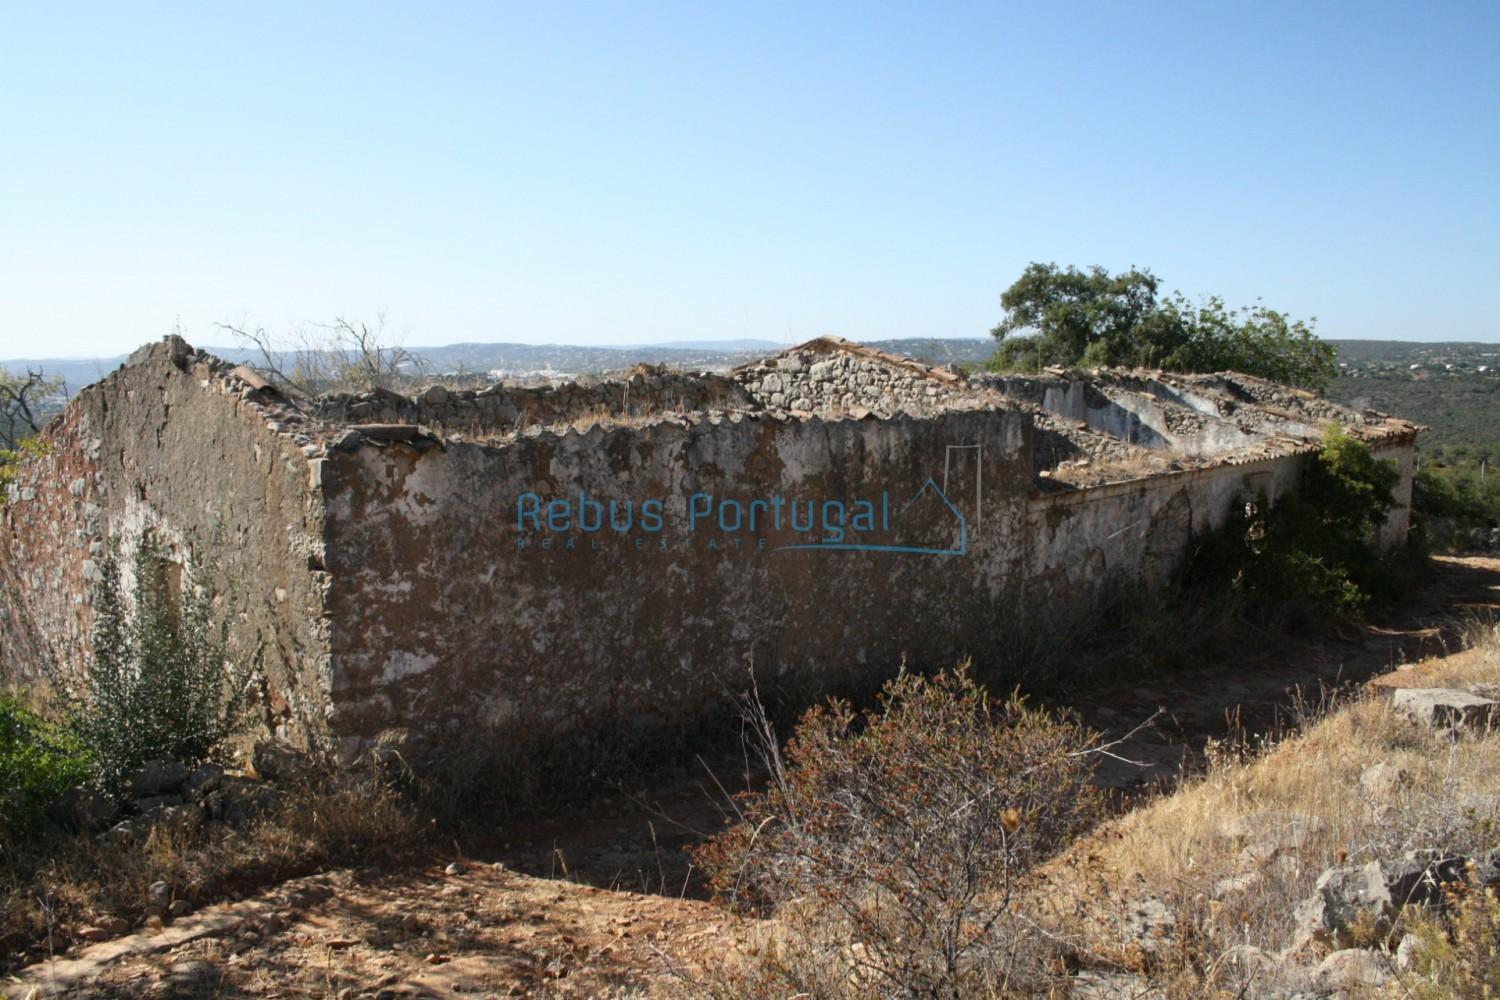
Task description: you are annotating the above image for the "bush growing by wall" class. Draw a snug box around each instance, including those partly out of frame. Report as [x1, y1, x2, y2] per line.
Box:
[692, 665, 1103, 998]
[66, 536, 253, 797]
[0, 693, 88, 849]
[1187, 425, 1401, 620]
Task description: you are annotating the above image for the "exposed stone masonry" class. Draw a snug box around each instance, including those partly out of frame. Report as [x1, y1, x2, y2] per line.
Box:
[732, 337, 966, 416]
[0, 334, 1420, 759]
[309, 365, 753, 439]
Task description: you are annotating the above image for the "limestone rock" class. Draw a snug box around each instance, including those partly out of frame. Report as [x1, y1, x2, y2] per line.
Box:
[1295, 852, 1476, 947]
[1070, 970, 1166, 999]
[1315, 948, 1388, 990]
[1390, 687, 1498, 729]
[201, 775, 281, 825]
[1294, 861, 1390, 947]
[1358, 761, 1407, 799]
[1120, 897, 1175, 954]
[1218, 810, 1327, 861]
[184, 762, 225, 794]
[252, 739, 314, 783]
[1384, 852, 1472, 909]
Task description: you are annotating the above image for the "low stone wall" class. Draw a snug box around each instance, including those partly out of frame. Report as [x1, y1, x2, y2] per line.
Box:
[311, 366, 753, 436]
[734, 341, 966, 415]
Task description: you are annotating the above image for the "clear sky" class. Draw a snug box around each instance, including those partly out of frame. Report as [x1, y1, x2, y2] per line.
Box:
[2, 1, 1497, 359]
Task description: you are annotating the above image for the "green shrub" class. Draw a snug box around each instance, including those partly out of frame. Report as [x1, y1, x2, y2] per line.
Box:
[0, 693, 88, 848]
[69, 535, 252, 796]
[1187, 425, 1400, 621]
[1411, 461, 1500, 552]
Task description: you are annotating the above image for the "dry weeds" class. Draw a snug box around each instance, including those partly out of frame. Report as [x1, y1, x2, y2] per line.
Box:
[1035, 621, 1500, 997]
[0, 771, 420, 970]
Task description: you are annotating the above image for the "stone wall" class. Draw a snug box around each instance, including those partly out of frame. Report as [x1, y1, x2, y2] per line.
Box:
[734, 340, 967, 416]
[0, 339, 333, 743]
[317, 405, 1034, 741]
[311, 366, 753, 437]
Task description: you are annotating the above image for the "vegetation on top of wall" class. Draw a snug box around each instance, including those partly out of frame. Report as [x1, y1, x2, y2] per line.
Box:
[1186, 425, 1401, 621]
[987, 263, 1337, 392]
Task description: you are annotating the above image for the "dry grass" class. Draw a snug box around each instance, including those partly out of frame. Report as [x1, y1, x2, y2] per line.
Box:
[1035, 622, 1500, 997]
[0, 771, 422, 970]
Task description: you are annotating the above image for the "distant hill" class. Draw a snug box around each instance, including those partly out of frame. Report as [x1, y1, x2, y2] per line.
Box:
[17, 335, 1500, 456]
[2, 337, 999, 395]
[1327, 340, 1500, 365]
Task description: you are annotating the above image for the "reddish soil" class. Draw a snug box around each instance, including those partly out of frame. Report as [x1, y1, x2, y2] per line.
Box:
[12, 556, 1500, 999]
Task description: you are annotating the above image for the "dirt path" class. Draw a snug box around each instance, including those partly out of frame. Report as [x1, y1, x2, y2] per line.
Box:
[11, 864, 747, 998]
[12, 556, 1500, 999]
[1073, 555, 1500, 790]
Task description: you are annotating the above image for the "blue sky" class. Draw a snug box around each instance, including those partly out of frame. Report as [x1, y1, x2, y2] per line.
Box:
[2, 1, 1497, 358]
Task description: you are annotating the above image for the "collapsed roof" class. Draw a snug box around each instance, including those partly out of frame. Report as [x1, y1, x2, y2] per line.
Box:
[139, 334, 1420, 494]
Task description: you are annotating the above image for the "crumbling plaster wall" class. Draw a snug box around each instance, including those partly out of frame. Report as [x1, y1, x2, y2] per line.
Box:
[1026, 454, 1308, 599]
[1374, 441, 1417, 551]
[1026, 437, 1418, 600]
[1, 337, 1421, 755]
[977, 370, 1402, 462]
[317, 406, 1033, 741]
[0, 340, 332, 742]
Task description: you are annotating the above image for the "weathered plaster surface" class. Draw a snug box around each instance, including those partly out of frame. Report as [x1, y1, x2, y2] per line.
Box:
[319, 408, 1032, 739]
[0, 339, 332, 741]
[0, 335, 1420, 753]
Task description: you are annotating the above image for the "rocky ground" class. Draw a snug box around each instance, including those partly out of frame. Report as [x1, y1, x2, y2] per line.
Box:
[7, 556, 1500, 999]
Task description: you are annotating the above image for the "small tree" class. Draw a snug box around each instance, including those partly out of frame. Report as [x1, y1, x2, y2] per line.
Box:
[218, 314, 427, 396]
[0, 694, 88, 847]
[987, 263, 1337, 391]
[0, 368, 64, 451]
[73, 536, 252, 796]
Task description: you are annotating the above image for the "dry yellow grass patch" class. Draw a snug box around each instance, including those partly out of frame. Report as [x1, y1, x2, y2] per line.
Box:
[1035, 625, 1500, 997]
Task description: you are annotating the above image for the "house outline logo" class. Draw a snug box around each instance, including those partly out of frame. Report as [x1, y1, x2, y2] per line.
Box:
[770, 477, 968, 557]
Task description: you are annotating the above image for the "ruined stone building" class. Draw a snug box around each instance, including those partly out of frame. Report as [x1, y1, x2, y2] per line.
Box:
[0, 335, 1419, 757]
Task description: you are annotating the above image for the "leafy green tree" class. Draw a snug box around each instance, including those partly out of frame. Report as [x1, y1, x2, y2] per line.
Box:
[987, 263, 1337, 391]
[69, 536, 252, 796]
[1157, 294, 1337, 392]
[989, 263, 1173, 370]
